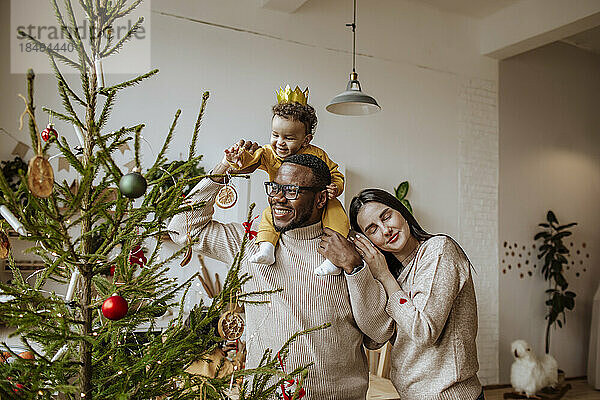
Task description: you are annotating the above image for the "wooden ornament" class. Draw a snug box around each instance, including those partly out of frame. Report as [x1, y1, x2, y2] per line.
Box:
[0, 231, 9, 259]
[27, 155, 54, 198]
[217, 310, 245, 340]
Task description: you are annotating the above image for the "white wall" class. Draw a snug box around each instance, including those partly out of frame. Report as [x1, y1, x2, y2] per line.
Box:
[0, 0, 500, 384]
[499, 41, 600, 382]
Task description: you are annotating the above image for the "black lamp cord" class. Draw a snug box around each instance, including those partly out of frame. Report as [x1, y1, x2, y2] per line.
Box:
[346, 0, 357, 73]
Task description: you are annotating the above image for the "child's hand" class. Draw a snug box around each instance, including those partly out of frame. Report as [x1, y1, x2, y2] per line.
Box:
[326, 184, 338, 200]
[222, 140, 260, 170]
[223, 142, 245, 169]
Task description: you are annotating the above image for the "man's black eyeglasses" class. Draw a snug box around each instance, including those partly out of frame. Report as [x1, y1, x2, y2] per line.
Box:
[264, 182, 325, 200]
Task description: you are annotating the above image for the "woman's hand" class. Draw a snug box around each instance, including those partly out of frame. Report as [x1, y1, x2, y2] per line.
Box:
[352, 233, 391, 280]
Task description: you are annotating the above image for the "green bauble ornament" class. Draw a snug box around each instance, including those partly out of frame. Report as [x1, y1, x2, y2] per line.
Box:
[152, 301, 169, 318]
[119, 170, 147, 199]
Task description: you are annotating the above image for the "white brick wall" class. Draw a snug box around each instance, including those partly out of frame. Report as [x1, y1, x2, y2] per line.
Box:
[458, 78, 499, 385]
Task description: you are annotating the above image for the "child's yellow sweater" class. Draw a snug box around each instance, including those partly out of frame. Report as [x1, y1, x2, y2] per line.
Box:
[230, 144, 344, 196]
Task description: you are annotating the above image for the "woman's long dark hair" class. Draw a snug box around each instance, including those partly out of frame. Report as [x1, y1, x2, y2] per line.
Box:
[349, 188, 433, 279]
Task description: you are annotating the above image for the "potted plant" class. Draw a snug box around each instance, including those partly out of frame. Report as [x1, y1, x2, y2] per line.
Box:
[394, 181, 413, 214]
[534, 211, 577, 356]
[0, 156, 28, 205]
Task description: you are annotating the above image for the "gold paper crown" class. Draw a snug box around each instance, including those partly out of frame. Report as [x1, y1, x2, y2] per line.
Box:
[276, 85, 309, 106]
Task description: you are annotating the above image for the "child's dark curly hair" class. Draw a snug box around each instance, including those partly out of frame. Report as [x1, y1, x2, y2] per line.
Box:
[272, 102, 318, 136]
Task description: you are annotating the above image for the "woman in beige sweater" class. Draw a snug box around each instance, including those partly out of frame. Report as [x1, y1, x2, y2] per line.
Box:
[348, 188, 484, 400]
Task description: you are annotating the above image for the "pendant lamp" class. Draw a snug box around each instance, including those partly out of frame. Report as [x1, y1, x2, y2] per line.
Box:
[326, 0, 380, 116]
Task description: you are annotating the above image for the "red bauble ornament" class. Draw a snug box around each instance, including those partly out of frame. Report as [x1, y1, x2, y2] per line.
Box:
[40, 123, 58, 142]
[129, 245, 147, 268]
[102, 294, 128, 320]
[109, 265, 116, 276]
[14, 382, 25, 393]
[7, 377, 24, 393]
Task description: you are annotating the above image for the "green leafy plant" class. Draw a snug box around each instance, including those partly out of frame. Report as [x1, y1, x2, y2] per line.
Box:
[0, 157, 27, 194]
[394, 181, 413, 214]
[534, 210, 577, 354]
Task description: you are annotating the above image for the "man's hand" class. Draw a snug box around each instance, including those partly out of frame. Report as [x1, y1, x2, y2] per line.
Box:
[325, 184, 338, 200]
[318, 228, 362, 274]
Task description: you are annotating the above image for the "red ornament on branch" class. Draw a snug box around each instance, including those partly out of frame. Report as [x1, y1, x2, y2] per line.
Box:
[40, 123, 58, 142]
[243, 215, 259, 240]
[275, 351, 306, 400]
[129, 245, 147, 268]
[102, 294, 128, 320]
[277, 380, 306, 400]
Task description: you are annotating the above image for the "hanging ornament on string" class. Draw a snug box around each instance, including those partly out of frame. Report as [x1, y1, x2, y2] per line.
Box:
[27, 154, 54, 198]
[180, 211, 194, 267]
[218, 294, 245, 341]
[129, 244, 147, 268]
[0, 230, 10, 259]
[40, 123, 57, 142]
[216, 174, 237, 209]
[275, 352, 306, 400]
[102, 294, 128, 320]
[19, 95, 54, 198]
[119, 167, 147, 199]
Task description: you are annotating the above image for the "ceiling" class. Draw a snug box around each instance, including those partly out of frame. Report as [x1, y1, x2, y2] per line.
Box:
[416, 0, 600, 55]
[561, 25, 600, 56]
[416, 0, 522, 18]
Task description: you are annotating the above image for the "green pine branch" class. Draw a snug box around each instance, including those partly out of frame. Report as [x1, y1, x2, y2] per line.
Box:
[101, 16, 144, 58]
[189, 92, 209, 161]
[99, 69, 159, 96]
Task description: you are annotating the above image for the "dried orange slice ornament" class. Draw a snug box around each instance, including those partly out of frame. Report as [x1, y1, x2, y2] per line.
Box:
[217, 310, 244, 340]
[216, 185, 237, 209]
[27, 155, 54, 198]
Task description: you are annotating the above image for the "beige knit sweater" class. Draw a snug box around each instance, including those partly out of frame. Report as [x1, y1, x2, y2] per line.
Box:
[168, 178, 393, 399]
[348, 236, 482, 400]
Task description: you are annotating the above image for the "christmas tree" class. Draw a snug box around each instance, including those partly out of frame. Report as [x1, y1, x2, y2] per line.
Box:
[0, 1, 313, 398]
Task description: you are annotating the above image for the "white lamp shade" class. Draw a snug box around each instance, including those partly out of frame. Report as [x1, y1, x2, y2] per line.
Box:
[326, 90, 380, 115]
[326, 73, 381, 115]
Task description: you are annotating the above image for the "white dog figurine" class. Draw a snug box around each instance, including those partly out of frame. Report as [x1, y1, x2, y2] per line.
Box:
[510, 339, 558, 398]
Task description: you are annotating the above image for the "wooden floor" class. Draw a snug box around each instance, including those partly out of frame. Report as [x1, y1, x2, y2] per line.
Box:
[484, 379, 600, 400]
[367, 377, 600, 400]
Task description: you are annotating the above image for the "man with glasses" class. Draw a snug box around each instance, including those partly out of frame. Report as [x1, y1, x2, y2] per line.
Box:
[169, 150, 393, 399]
